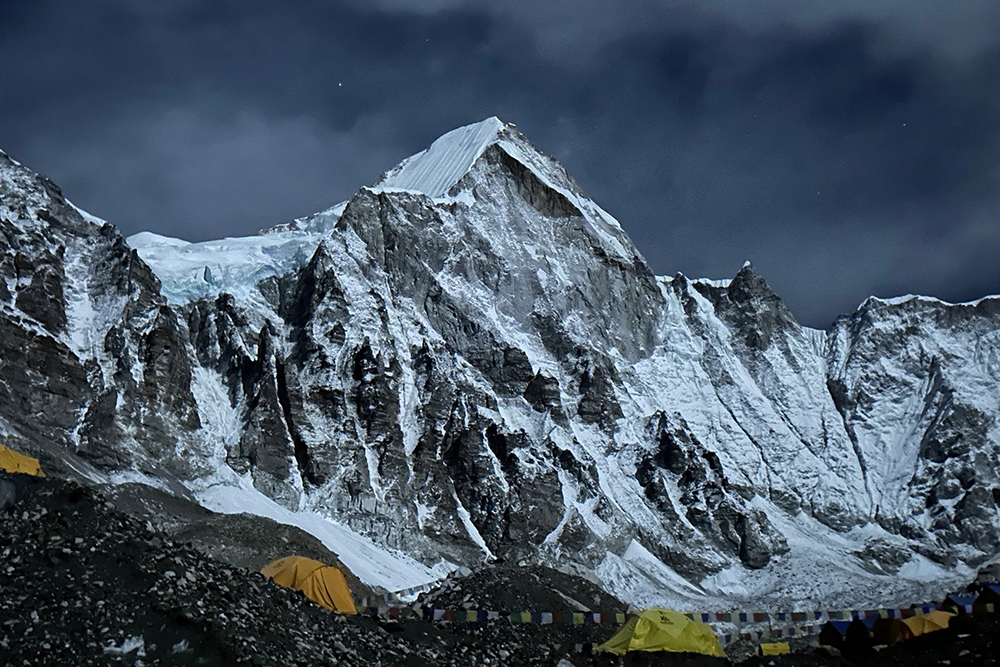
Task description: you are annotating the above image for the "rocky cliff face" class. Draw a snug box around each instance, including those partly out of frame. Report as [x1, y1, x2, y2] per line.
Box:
[0, 150, 203, 485]
[1, 119, 998, 607]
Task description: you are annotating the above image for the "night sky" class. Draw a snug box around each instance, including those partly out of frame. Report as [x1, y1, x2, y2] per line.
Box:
[2, 0, 998, 327]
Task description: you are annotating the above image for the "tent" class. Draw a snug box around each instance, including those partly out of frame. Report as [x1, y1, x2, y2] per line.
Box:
[873, 618, 913, 645]
[943, 593, 975, 615]
[974, 584, 1000, 614]
[843, 617, 877, 656]
[261, 556, 357, 614]
[0, 444, 44, 477]
[759, 643, 790, 656]
[903, 610, 953, 637]
[596, 608, 725, 657]
[872, 611, 953, 645]
[819, 620, 851, 648]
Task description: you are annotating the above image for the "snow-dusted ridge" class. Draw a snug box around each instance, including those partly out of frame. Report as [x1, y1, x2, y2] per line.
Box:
[859, 293, 1000, 310]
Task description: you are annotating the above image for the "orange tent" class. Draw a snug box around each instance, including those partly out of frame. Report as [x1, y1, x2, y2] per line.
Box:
[903, 610, 954, 637]
[261, 556, 357, 614]
[0, 444, 44, 477]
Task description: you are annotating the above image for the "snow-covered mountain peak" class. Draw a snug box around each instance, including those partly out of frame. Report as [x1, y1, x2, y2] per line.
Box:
[348, 117, 640, 292]
[725, 262, 793, 309]
[374, 117, 507, 198]
[3, 125, 1000, 611]
[370, 117, 627, 235]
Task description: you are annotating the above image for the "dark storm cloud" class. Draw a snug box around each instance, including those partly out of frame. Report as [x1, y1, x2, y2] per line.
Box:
[565, 21, 1000, 321]
[0, 0, 997, 325]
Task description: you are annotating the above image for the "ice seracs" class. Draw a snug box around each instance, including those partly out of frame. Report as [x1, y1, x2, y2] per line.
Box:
[126, 202, 345, 306]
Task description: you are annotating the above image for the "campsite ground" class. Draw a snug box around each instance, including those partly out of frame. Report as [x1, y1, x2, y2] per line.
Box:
[737, 613, 999, 666]
[1, 472, 997, 666]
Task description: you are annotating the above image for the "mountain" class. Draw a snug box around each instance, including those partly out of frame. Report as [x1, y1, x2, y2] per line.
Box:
[1, 118, 998, 609]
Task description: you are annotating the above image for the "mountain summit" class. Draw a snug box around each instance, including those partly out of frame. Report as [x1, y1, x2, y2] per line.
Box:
[375, 116, 507, 197]
[1, 121, 998, 608]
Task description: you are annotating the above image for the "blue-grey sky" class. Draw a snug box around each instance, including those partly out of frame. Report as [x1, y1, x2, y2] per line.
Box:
[1, 0, 998, 326]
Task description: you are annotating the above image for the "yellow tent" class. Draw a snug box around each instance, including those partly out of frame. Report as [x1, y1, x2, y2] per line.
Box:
[760, 642, 790, 655]
[0, 444, 44, 477]
[261, 556, 357, 614]
[903, 610, 953, 637]
[596, 608, 725, 657]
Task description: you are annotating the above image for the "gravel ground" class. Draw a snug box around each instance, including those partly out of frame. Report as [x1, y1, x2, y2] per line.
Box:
[1, 471, 998, 666]
[101, 482, 379, 601]
[414, 561, 626, 615]
[0, 473, 603, 666]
